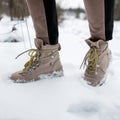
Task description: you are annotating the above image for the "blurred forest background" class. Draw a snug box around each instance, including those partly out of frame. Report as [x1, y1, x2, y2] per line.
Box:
[0, 0, 120, 22]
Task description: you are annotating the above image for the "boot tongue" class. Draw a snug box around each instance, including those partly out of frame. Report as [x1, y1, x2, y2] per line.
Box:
[34, 38, 61, 52]
[86, 39, 108, 50]
[34, 38, 44, 50]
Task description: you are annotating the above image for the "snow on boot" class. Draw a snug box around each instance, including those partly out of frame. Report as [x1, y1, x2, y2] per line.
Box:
[81, 39, 111, 86]
[10, 38, 63, 83]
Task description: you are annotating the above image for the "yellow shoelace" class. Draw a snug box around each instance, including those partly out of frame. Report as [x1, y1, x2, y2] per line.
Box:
[80, 47, 99, 74]
[16, 49, 57, 74]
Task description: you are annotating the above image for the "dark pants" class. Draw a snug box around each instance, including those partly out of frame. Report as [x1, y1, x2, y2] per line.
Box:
[43, 0, 58, 45]
[105, 0, 115, 40]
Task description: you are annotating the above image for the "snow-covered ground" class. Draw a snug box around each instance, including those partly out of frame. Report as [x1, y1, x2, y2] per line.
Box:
[56, 0, 84, 9]
[0, 16, 120, 120]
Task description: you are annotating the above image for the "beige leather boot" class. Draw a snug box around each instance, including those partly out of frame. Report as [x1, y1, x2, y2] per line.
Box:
[10, 38, 63, 83]
[81, 39, 111, 86]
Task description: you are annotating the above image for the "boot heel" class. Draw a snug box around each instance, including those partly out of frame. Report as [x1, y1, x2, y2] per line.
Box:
[39, 70, 63, 79]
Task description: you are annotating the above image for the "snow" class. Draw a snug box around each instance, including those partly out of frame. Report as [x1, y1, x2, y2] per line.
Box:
[56, 0, 85, 9]
[0, 16, 120, 120]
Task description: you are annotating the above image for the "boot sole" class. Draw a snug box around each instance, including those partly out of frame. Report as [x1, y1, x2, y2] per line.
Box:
[13, 70, 64, 83]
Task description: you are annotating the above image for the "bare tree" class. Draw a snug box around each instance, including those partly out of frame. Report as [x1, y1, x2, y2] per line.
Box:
[115, 0, 120, 20]
[9, 0, 29, 20]
[0, 0, 29, 20]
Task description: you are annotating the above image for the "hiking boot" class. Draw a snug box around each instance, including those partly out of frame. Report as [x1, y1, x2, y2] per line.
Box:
[81, 39, 111, 86]
[10, 38, 63, 83]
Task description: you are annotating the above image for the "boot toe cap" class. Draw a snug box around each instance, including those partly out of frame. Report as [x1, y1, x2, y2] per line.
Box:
[84, 72, 104, 86]
[10, 71, 25, 82]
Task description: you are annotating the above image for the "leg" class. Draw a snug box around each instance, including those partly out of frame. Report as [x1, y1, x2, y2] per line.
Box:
[10, 0, 63, 82]
[82, 0, 115, 86]
[84, 0, 115, 41]
[26, 0, 58, 45]
[26, 0, 49, 44]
